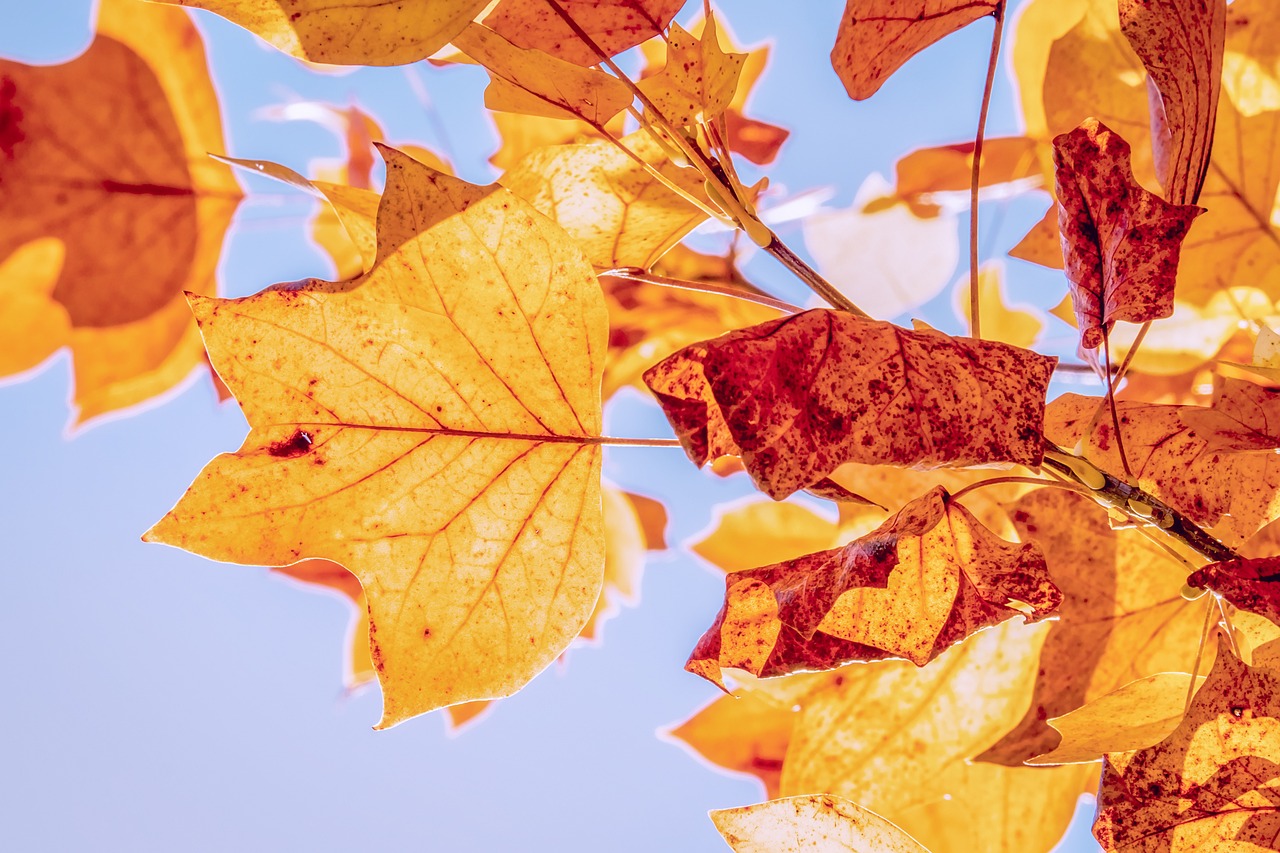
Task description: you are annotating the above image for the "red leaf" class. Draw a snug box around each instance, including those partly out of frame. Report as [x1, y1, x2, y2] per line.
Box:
[1054, 118, 1204, 350]
[685, 486, 1062, 687]
[642, 309, 1056, 500]
[1188, 556, 1280, 628]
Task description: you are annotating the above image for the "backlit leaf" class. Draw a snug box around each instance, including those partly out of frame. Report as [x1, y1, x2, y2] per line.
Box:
[483, 0, 683, 67]
[1094, 639, 1280, 851]
[643, 309, 1057, 500]
[711, 794, 929, 853]
[667, 689, 794, 798]
[145, 147, 608, 728]
[1053, 118, 1204, 350]
[1188, 556, 1280, 628]
[685, 486, 1061, 687]
[830, 0, 1000, 100]
[0, 0, 240, 422]
[637, 16, 745, 127]
[158, 0, 488, 65]
[885, 136, 1042, 218]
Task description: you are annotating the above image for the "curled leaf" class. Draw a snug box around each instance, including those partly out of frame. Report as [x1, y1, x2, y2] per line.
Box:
[685, 486, 1061, 687]
[1187, 556, 1280, 628]
[1054, 118, 1204, 350]
[643, 309, 1056, 500]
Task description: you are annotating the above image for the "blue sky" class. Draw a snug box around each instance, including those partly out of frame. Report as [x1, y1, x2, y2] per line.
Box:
[1, 1, 1103, 849]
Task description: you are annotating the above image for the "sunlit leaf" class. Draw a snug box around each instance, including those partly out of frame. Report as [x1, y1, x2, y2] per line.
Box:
[637, 16, 745, 127]
[1187, 556, 1280, 629]
[711, 794, 929, 853]
[483, 0, 683, 67]
[145, 147, 608, 728]
[667, 689, 794, 799]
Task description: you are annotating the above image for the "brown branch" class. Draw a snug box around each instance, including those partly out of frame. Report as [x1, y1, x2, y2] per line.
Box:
[969, 0, 1006, 339]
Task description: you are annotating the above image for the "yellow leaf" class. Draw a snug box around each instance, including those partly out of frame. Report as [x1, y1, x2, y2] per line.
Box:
[666, 690, 794, 799]
[712, 794, 929, 853]
[145, 147, 608, 728]
[955, 261, 1045, 350]
[159, 0, 488, 65]
[637, 16, 745, 127]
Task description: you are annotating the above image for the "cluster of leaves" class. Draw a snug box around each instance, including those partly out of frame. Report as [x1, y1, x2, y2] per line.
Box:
[7, 0, 1280, 849]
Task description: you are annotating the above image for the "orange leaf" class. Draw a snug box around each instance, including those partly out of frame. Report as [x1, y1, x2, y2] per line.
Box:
[1094, 639, 1280, 851]
[1188, 557, 1280, 629]
[711, 794, 929, 852]
[145, 147, 608, 728]
[483, 0, 683, 67]
[978, 489, 1212, 765]
[667, 690, 794, 798]
[1119, 0, 1225, 205]
[685, 486, 1061, 687]
[1046, 379, 1280, 545]
[0, 0, 240, 422]
[830, 0, 999, 100]
[891, 135, 1043, 217]
[1054, 118, 1204, 350]
[158, 0, 488, 65]
[643, 309, 1056, 500]
[636, 16, 745, 127]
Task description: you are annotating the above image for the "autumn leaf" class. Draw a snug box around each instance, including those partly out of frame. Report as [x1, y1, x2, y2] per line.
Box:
[482, 0, 683, 67]
[158, 0, 488, 66]
[711, 794, 929, 853]
[500, 130, 708, 269]
[955, 261, 1045, 351]
[666, 689, 794, 799]
[1094, 638, 1280, 851]
[0, 0, 240, 422]
[830, 0, 1000, 100]
[804, 173, 960, 319]
[1187, 557, 1280, 629]
[773, 622, 1099, 853]
[145, 147, 609, 728]
[882, 136, 1042, 218]
[1119, 0, 1224, 205]
[977, 489, 1213, 765]
[685, 486, 1061, 687]
[454, 23, 633, 123]
[1029, 672, 1207, 766]
[636, 16, 745, 127]
[1054, 118, 1204, 350]
[1045, 379, 1280, 545]
[643, 309, 1057, 500]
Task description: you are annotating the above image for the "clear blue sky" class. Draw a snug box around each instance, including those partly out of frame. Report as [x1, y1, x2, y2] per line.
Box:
[1, 1, 1102, 849]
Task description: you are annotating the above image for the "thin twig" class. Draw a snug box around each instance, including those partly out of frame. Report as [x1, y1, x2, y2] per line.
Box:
[1101, 326, 1134, 477]
[968, 0, 1006, 340]
[599, 268, 800, 313]
[950, 475, 1088, 502]
[764, 238, 871, 318]
[1185, 597, 1216, 714]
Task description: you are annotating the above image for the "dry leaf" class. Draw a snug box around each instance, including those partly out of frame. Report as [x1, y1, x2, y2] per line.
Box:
[637, 16, 745, 126]
[1030, 672, 1207, 765]
[643, 309, 1057, 500]
[157, 0, 487, 65]
[978, 489, 1213, 765]
[0, 0, 240, 422]
[711, 794, 929, 853]
[1119, 0, 1224, 204]
[1187, 556, 1280, 629]
[1053, 118, 1204, 350]
[1094, 639, 1280, 851]
[500, 130, 708, 269]
[830, 0, 1000, 100]
[483, 0, 683, 67]
[146, 147, 608, 728]
[685, 486, 1061, 687]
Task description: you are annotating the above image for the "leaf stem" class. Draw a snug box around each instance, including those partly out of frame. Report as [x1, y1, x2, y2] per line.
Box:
[949, 475, 1088, 502]
[598, 268, 800, 313]
[1185, 597, 1215, 714]
[968, 1, 1006, 340]
[764, 237, 871, 318]
[286, 421, 684, 448]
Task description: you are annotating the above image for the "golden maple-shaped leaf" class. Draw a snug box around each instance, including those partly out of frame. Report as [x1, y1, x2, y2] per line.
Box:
[454, 23, 633, 123]
[1045, 379, 1280, 546]
[1054, 118, 1204, 350]
[500, 130, 708, 269]
[158, 0, 488, 65]
[146, 147, 608, 728]
[977, 489, 1211, 765]
[1118, 0, 1224, 205]
[685, 487, 1062, 687]
[711, 794, 929, 853]
[1030, 673, 1207, 765]
[643, 309, 1057, 500]
[483, 0, 683, 67]
[637, 16, 745, 127]
[775, 622, 1099, 853]
[830, 0, 1000, 100]
[0, 0, 240, 422]
[1094, 639, 1280, 851]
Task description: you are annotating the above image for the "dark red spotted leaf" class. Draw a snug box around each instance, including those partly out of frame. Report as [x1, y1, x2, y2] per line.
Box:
[1188, 557, 1280, 628]
[1054, 118, 1204, 350]
[1094, 638, 1280, 851]
[685, 486, 1062, 688]
[1119, 0, 1225, 205]
[642, 309, 1057, 500]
